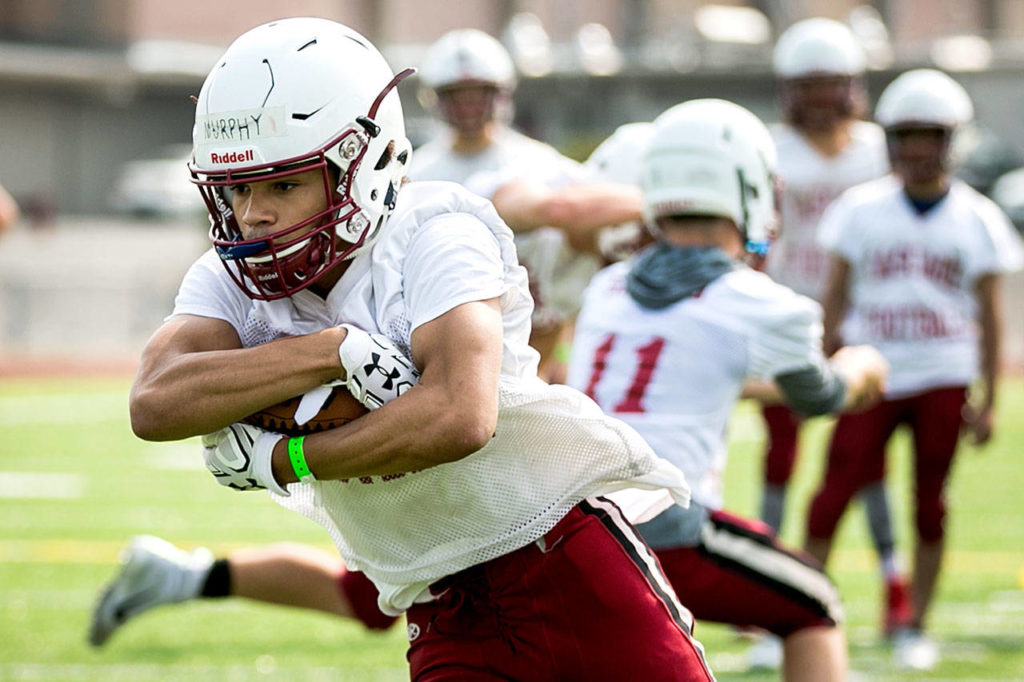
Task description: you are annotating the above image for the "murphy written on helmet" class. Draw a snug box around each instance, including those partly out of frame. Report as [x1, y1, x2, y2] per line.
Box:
[189, 17, 414, 300]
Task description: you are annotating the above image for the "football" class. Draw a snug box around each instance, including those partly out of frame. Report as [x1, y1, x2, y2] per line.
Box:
[243, 386, 368, 437]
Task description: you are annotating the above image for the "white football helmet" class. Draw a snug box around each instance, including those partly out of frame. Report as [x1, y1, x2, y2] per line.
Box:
[875, 68, 973, 130]
[773, 18, 867, 130]
[585, 122, 655, 260]
[773, 18, 866, 79]
[419, 29, 516, 92]
[189, 17, 413, 300]
[875, 69, 973, 181]
[642, 99, 778, 252]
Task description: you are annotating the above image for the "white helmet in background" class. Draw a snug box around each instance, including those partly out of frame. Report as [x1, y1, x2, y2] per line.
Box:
[189, 17, 413, 300]
[585, 122, 655, 260]
[773, 18, 866, 78]
[586, 122, 655, 186]
[875, 69, 973, 181]
[418, 29, 516, 133]
[875, 68, 973, 130]
[643, 99, 778, 251]
[419, 29, 516, 92]
[773, 18, 867, 130]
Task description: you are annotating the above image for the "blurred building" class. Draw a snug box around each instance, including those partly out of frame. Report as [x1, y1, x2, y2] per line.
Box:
[3, 0, 1024, 215]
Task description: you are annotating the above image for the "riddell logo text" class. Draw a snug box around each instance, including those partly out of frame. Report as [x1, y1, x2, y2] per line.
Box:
[210, 150, 255, 164]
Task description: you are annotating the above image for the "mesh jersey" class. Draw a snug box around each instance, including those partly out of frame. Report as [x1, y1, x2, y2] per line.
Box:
[766, 121, 889, 300]
[171, 181, 689, 614]
[566, 261, 824, 509]
[819, 176, 1024, 397]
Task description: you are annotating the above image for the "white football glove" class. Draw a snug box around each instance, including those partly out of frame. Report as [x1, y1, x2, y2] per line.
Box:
[201, 423, 290, 497]
[337, 324, 420, 410]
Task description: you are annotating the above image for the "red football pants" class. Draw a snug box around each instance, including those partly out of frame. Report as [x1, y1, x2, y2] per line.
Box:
[807, 385, 967, 543]
[405, 499, 714, 681]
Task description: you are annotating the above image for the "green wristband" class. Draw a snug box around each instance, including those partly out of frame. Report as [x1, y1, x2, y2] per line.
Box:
[288, 437, 316, 483]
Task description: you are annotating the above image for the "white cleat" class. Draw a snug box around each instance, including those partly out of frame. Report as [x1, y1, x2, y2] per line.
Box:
[893, 628, 939, 671]
[745, 634, 783, 671]
[89, 535, 213, 647]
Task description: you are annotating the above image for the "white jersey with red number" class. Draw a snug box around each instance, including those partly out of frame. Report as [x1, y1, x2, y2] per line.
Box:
[819, 176, 1024, 397]
[171, 181, 689, 615]
[566, 260, 825, 509]
[766, 121, 889, 300]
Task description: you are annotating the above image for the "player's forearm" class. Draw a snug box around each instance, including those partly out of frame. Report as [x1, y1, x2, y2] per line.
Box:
[131, 330, 346, 441]
[976, 273, 1002, 410]
[270, 380, 498, 481]
[820, 256, 850, 355]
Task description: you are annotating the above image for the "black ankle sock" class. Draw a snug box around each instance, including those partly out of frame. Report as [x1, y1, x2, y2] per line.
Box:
[200, 558, 232, 598]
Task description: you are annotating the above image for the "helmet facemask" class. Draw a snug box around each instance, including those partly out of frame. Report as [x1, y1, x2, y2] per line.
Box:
[190, 66, 414, 301]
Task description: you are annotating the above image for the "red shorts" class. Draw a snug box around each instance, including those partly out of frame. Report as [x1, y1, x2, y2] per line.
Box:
[656, 509, 842, 637]
[807, 385, 967, 542]
[406, 498, 714, 681]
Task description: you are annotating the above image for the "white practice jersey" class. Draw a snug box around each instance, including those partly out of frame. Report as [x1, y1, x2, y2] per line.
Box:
[766, 121, 889, 300]
[820, 176, 1024, 397]
[171, 181, 689, 615]
[408, 126, 563, 187]
[566, 261, 825, 509]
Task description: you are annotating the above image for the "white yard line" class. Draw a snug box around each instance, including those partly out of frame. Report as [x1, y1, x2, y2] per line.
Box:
[0, 391, 127, 426]
[0, 472, 84, 498]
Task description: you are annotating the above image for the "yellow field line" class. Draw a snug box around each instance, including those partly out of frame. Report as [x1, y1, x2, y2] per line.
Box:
[0, 538, 1020, 573]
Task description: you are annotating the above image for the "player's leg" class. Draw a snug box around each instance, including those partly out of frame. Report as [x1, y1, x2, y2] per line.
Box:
[805, 400, 901, 564]
[907, 386, 967, 629]
[759, 404, 802, 534]
[650, 508, 846, 682]
[90, 537, 396, 647]
[228, 543, 397, 629]
[860, 479, 913, 636]
[406, 498, 714, 681]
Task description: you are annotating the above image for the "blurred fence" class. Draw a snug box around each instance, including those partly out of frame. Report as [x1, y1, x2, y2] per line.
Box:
[0, 218, 208, 372]
[0, 217, 1022, 376]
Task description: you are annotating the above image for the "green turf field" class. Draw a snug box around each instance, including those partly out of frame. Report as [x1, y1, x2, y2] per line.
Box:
[1, 375, 1022, 681]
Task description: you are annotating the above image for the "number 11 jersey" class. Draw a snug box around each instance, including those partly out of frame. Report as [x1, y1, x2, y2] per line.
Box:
[567, 258, 826, 509]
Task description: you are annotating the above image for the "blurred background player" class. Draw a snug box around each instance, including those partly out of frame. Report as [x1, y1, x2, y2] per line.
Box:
[804, 68, 1024, 670]
[410, 28, 641, 382]
[567, 98, 890, 682]
[759, 16, 907, 635]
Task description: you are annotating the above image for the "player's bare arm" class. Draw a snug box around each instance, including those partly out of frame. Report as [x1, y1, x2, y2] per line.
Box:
[130, 314, 347, 441]
[966, 273, 1002, 444]
[491, 180, 642, 254]
[820, 254, 852, 356]
[270, 298, 503, 483]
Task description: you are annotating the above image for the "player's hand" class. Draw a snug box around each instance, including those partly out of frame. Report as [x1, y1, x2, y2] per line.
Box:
[337, 323, 420, 410]
[962, 403, 994, 446]
[832, 345, 889, 412]
[201, 423, 289, 496]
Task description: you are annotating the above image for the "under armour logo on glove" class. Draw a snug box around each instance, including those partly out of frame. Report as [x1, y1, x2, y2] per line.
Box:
[338, 324, 421, 410]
